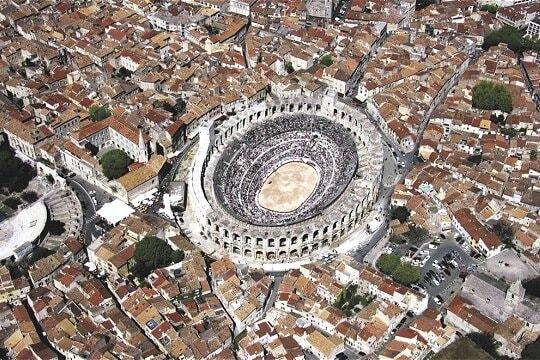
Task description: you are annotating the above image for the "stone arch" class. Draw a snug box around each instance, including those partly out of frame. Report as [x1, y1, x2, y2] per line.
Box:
[244, 249, 252, 257]
[267, 251, 276, 261]
[233, 246, 240, 254]
[279, 250, 287, 259]
[256, 251, 263, 260]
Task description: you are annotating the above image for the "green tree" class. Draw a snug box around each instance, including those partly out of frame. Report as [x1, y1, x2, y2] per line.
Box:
[285, 62, 294, 74]
[319, 55, 333, 67]
[467, 154, 482, 165]
[3, 197, 22, 210]
[117, 66, 132, 79]
[425, 24, 434, 36]
[472, 80, 513, 113]
[132, 236, 181, 279]
[377, 254, 401, 275]
[481, 4, 497, 14]
[100, 149, 131, 180]
[390, 205, 410, 223]
[171, 250, 185, 263]
[0, 148, 36, 193]
[523, 276, 540, 298]
[21, 191, 39, 203]
[483, 25, 540, 53]
[389, 234, 406, 244]
[89, 105, 111, 122]
[391, 262, 421, 285]
[154, 98, 186, 118]
[404, 225, 430, 246]
[492, 220, 514, 245]
[466, 333, 499, 359]
[521, 336, 540, 359]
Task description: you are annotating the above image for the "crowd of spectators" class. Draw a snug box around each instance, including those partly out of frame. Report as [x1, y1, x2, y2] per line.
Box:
[213, 114, 359, 226]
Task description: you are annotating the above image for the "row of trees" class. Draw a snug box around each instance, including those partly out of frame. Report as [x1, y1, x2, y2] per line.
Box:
[376, 254, 421, 286]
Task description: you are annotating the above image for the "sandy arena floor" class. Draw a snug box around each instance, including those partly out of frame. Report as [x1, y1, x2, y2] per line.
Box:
[257, 162, 319, 213]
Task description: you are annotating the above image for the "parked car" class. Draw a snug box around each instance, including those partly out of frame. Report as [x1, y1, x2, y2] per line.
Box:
[434, 295, 443, 305]
[444, 268, 451, 276]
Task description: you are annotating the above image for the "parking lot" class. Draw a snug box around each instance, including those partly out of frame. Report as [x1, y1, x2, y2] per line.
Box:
[382, 230, 479, 307]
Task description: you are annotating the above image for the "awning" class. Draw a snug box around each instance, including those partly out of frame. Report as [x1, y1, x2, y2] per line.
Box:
[96, 199, 135, 225]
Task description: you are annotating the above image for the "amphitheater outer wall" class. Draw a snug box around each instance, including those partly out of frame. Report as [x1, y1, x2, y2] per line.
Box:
[188, 95, 384, 264]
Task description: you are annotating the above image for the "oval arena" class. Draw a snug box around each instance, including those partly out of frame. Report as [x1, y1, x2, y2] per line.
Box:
[188, 95, 384, 264]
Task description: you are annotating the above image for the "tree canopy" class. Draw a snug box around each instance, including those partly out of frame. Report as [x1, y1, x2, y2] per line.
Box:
[100, 149, 131, 180]
[390, 205, 410, 223]
[3, 197, 21, 210]
[492, 220, 514, 245]
[391, 262, 421, 286]
[523, 276, 540, 299]
[285, 62, 294, 74]
[89, 105, 111, 122]
[472, 80, 513, 113]
[483, 25, 540, 53]
[319, 55, 333, 67]
[466, 333, 499, 359]
[377, 254, 421, 285]
[21, 191, 39, 203]
[154, 97, 186, 118]
[404, 225, 430, 246]
[377, 254, 401, 275]
[521, 336, 540, 359]
[132, 236, 184, 279]
[480, 4, 497, 14]
[0, 147, 35, 193]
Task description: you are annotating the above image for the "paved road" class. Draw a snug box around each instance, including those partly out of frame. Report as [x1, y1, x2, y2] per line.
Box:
[67, 176, 112, 244]
[67, 178, 99, 245]
[263, 273, 284, 315]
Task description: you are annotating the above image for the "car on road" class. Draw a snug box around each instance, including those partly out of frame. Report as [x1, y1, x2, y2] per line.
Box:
[434, 295, 443, 305]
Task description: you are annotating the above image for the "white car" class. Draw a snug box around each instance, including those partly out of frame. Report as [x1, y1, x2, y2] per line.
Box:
[432, 279, 440, 286]
[428, 243, 437, 249]
[433, 263, 441, 270]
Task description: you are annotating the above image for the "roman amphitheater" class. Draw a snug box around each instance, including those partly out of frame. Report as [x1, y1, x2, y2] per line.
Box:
[187, 94, 384, 264]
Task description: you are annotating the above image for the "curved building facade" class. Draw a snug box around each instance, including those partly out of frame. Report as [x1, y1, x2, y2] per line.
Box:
[188, 94, 384, 263]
